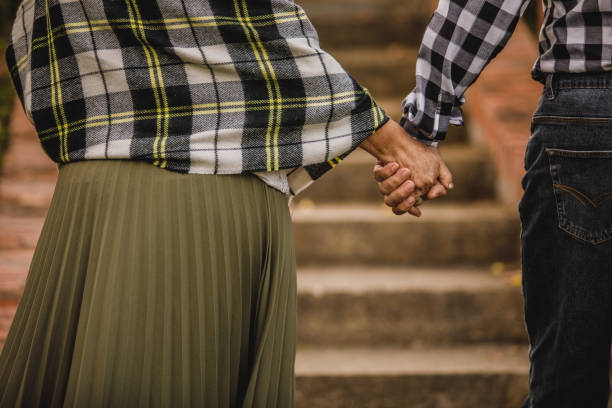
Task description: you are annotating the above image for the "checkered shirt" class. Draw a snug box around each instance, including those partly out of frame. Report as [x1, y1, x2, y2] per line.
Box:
[402, 0, 612, 144]
[6, 0, 387, 196]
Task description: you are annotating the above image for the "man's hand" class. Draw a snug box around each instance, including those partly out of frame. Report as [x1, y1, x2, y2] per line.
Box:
[373, 158, 453, 216]
[360, 119, 454, 216]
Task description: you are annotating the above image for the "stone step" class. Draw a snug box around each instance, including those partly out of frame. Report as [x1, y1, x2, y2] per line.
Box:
[300, 0, 431, 49]
[297, 267, 525, 347]
[297, 146, 494, 205]
[331, 46, 417, 100]
[292, 203, 520, 266]
[295, 345, 528, 408]
[0, 264, 526, 349]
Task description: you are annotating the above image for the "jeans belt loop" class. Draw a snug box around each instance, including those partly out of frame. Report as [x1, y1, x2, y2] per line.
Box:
[545, 73, 555, 101]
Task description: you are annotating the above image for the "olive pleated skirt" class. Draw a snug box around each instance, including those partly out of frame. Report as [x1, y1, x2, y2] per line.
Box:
[0, 160, 297, 407]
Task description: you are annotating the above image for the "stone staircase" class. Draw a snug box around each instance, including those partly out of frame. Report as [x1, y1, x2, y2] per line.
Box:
[0, 1, 529, 406]
[293, 1, 529, 406]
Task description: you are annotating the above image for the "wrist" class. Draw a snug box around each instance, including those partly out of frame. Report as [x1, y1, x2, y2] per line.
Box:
[359, 120, 405, 163]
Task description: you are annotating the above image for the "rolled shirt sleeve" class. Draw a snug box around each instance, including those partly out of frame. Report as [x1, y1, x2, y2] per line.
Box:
[401, 0, 531, 143]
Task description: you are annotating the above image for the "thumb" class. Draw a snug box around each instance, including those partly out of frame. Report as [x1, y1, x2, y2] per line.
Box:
[438, 160, 454, 190]
[427, 183, 447, 200]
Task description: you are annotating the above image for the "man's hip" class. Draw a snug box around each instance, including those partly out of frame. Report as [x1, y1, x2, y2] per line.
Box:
[519, 73, 612, 407]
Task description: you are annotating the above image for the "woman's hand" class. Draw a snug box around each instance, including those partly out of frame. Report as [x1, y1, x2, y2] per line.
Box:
[360, 120, 454, 216]
[360, 120, 448, 196]
[373, 163, 422, 217]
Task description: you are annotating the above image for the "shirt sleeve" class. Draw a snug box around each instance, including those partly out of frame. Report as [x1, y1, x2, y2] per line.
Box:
[401, 0, 531, 143]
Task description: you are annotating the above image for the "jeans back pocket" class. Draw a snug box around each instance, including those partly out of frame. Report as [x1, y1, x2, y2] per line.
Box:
[547, 148, 612, 245]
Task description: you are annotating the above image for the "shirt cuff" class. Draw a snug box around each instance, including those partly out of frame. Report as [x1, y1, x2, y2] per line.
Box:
[398, 118, 438, 147]
[400, 88, 465, 144]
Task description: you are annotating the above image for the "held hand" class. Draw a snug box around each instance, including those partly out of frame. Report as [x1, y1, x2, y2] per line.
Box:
[360, 120, 452, 196]
[373, 162, 423, 217]
[360, 119, 454, 216]
[427, 148, 454, 200]
[374, 156, 453, 216]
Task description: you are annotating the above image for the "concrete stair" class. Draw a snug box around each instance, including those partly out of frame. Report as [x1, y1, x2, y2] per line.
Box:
[293, 0, 529, 405]
[329, 47, 418, 99]
[298, 0, 431, 49]
[295, 346, 528, 408]
[292, 203, 520, 266]
[297, 267, 525, 347]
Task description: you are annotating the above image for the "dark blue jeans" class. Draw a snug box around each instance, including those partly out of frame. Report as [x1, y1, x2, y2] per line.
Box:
[520, 72, 612, 408]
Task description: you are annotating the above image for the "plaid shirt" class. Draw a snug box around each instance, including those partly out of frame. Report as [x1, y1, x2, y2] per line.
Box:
[402, 0, 612, 144]
[6, 0, 387, 196]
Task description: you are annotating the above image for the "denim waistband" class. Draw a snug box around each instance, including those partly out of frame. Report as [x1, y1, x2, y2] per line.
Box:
[545, 71, 612, 91]
[543, 71, 612, 100]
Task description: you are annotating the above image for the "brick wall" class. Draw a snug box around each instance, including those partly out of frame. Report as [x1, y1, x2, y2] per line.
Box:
[465, 22, 542, 205]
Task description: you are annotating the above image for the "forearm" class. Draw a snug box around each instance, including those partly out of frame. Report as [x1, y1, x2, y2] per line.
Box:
[360, 120, 413, 164]
[403, 0, 532, 143]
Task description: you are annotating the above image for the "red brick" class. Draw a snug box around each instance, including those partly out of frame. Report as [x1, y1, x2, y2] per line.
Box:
[0, 249, 31, 299]
[0, 216, 45, 250]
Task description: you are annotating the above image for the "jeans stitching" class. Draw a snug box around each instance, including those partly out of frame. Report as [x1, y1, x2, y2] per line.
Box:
[553, 184, 593, 207]
[534, 116, 612, 126]
[547, 153, 612, 245]
[557, 85, 612, 90]
[546, 148, 612, 158]
[594, 191, 612, 206]
[548, 154, 568, 237]
[553, 184, 612, 208]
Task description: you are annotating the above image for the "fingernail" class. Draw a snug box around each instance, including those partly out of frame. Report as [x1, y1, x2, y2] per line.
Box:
[400, 168, 410, 176]
[391, 163, 399, 171]
[448, 183, 454, 189]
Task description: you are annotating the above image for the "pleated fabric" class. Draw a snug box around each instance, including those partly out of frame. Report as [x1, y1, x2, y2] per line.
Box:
[0, 160, 297, 407]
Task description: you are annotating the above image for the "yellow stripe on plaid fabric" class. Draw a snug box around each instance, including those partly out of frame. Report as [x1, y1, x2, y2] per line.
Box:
[45, 0, 70, 163]
[365, 88, 383, 134]
[240, 0, 283, 171]
[35, 10, 308, 40]
[37, 92, 366, 141]
[13, 11, 309, 75]
[37, 97, 362, 142]
[327, 156, 342, 168]
[36, 90, 363, 134]
[125, 0, 170, 168]
[233, 0, 276, 171]
[130, 0, 171, 168]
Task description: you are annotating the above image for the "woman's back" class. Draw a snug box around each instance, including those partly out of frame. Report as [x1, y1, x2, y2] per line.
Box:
[6, 0, 386, 194]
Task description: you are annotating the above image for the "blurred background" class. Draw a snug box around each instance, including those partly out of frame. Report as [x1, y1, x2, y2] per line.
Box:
[0, 1, 547, 407]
